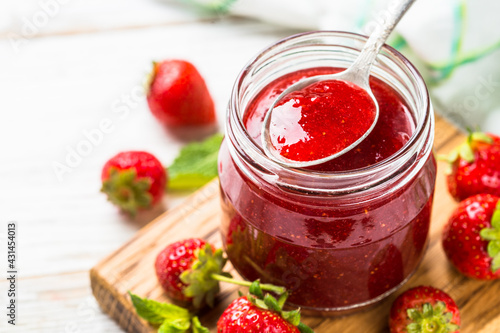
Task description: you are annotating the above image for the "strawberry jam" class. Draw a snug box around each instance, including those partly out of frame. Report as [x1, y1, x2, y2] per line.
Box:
[270, 79, 376, 162]
[220, 32, 436, 315]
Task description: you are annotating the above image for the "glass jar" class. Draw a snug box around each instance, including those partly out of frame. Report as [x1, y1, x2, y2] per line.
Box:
[218, 31, 436, 315]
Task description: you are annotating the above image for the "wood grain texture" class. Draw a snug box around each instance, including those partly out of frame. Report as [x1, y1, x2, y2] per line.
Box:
[91, 116, 500, 333]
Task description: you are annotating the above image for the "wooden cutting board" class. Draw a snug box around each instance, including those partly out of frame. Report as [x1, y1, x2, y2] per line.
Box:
[90, 115, 500, 333]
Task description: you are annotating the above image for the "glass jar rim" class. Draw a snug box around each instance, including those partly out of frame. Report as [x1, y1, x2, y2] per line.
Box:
[226, 30, 433, 195]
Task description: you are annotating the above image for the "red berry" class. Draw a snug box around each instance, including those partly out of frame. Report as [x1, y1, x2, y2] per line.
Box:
[155, 238, 207, 303]
[217, 296, 300, 333]
[101, 151, 166, 215]
[389, 286, 460, 333]
[146, 60, 216, 130]
[155, 238, 226, 308]
[442, 194, 500, 280]
[444, 132, 500, 201]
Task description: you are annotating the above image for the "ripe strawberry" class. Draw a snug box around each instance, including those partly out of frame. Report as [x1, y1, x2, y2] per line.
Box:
[146, 59, 216, 131]
[389, 286, 460, 333]
[101, 151, 166, 215]
[218, 297, 299, 333]
[442, 194, 500, 280]
[443, 131, 500, 201]
[217, 281, 313, 333]
[155, 238, 227, 308]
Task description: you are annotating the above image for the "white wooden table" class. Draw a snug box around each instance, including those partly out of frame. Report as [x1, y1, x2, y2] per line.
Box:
[0, 2, 297, 331]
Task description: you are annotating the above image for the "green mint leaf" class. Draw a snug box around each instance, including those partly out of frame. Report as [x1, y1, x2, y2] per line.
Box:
[192, 317, 210, 333]
[128, 292, 190, 325]
[168, 133, 223, 190]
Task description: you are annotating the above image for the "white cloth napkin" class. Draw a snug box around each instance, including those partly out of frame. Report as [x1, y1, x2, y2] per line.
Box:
[180, 0, 500, 133]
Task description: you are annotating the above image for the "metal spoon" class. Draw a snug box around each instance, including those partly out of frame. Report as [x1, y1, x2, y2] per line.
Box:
[261, 0, 417, 168]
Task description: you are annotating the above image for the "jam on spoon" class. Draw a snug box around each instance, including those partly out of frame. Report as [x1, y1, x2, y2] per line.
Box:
[269, 79, 376, 162]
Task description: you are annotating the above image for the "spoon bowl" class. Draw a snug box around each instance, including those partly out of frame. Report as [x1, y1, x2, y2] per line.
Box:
[261, 71, 379, 168]
[261, 0, 416, 168]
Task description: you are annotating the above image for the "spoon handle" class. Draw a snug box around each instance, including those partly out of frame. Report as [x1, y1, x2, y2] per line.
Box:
[347, 0, 417, 85]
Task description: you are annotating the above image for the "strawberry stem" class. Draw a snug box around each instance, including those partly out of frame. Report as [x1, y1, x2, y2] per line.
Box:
[441, 130, 493, 174]
[480, 201, 500, 272]
[406, 302, 459, 333]
[210, 273, 286, 295]
[180, 245, 227, 308]
[101, 167, 152, 216]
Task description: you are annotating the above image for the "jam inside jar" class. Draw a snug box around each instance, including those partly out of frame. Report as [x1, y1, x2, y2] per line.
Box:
[219, 32, 436, 315]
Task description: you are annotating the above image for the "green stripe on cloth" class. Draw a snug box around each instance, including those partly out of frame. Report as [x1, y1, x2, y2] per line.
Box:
[426, 0, 500, 85]
[436, 0, 467, 81]
[429, 40, 500, 71]
[179, 0, 238, 13]
[424, 0, 500, 84]
[390, 34, 408, 50]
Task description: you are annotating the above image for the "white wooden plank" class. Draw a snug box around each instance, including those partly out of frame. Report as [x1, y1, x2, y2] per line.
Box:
[0, 3, 301, 330]
[0, 0, 213, 37]
[0, 271, 122, 332]
[0, 17, 296, 332]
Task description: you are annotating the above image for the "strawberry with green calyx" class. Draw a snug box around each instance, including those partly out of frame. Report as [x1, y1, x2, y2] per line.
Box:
[129, 292, 209, 333]
[101, 151, 167, 216]
[180, 243, 230, 308]
[441, 131, 500, 201]
[389, 286, 460, 333]
[155, 239, 225, 308]
[156, 238, 286, 309]
[217, 280, 314, 333]
[442, 194, 500, 279]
